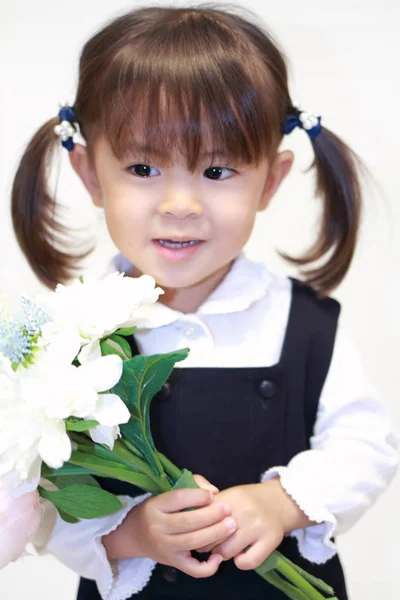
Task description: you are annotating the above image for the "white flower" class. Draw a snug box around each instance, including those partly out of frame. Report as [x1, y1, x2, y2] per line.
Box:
[38, 273, 163, 354]
[0, 329, 129, 490]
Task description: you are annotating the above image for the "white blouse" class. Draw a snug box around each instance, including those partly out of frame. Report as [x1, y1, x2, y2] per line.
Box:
[33, 253, 398, 600]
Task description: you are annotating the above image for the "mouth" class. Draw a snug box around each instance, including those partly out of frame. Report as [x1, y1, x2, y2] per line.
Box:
[152, 238, 205, 262]
[156, 239, 203, 249]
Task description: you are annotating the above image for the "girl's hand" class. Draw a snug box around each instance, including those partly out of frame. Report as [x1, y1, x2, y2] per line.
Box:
[103, 481, 237, 578]
[196, 478, 314, 571]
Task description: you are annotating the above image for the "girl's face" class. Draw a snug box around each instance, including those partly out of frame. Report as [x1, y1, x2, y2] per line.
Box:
[71, 135, 292, 308]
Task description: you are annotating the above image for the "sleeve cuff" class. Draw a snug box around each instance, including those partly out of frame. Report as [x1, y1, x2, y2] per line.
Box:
[260, 467, 338, 564]
[93, 493, 157, 600]
[35, 492, 157, 600]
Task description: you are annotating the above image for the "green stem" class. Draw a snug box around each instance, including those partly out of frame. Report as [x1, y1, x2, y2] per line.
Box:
[277, 559, 332, 600]
[158, 472, 173, 492]
[157, 452, 183, 483]
[274, 552, 336, 596]
[69, 432, 94, 447]
[113, 440, 160, 480]
[144, 432, 165, 477]
[121, 436, 167, 486]
[121, 438, 146, 459]
[261, 570, 311, 600]
[67, 457, 161, 494]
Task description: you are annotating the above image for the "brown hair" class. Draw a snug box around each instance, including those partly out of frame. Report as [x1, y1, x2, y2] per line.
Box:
[12, 4, 362, 293]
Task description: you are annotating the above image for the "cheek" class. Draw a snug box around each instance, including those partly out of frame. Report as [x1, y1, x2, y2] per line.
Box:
[102, 192, 144, 229]
[216, 200, 258, 243]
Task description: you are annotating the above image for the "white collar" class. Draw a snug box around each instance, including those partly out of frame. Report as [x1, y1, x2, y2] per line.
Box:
[112, 252, 273, 328]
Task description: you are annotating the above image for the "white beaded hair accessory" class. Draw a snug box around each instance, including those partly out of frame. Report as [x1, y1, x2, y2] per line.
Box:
[54, 103, 78, 151]
[283, 106, 322, 140]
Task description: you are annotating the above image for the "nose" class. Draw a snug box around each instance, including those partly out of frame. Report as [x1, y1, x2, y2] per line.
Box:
[158, 185, 204, 219]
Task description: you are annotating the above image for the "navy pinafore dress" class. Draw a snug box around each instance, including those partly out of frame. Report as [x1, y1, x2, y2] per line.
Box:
[77, 280, 348, 599]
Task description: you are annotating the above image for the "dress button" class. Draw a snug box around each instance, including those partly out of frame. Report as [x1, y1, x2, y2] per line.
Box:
[183, 324, 198, 338]
[259, 379, 277, 399]
[162, 566, 178, 582]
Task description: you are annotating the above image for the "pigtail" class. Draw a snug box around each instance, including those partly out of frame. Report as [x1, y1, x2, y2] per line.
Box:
[283, 125, 363, 295]
[11, 119, 88, 289]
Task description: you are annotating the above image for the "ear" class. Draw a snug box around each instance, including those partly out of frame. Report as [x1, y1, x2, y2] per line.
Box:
[69, 144, 103, 207]
[258, 150, 294, 211]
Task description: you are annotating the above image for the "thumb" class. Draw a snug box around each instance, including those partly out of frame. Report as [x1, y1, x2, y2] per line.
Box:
[193, 474, 219, 494]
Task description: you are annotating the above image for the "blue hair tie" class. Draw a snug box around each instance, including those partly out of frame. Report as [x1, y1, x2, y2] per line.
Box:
[54, 103, 77, 151]
[283, 110, 322, 141]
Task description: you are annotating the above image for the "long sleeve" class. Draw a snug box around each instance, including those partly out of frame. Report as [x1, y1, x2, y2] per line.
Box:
[31, 493, 157, 600]
[261, 325, 399, 563]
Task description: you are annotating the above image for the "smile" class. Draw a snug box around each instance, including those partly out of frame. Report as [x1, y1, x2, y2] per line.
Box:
[157, 239, 202, 249]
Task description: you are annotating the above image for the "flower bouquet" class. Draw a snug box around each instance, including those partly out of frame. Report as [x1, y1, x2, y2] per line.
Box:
[0, 273, 337, 600]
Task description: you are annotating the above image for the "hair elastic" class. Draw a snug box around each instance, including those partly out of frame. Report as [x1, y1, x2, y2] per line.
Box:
[54, 104, 77, 151]
[283, 109, 322, 141]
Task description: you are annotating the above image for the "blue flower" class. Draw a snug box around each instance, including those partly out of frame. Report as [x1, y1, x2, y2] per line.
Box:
[0, 320, 32, 364]
[20, 296, 51, 335]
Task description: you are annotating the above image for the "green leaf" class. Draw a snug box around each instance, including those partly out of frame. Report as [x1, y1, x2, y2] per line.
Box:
[50, 474, 101, 490]
[172, 469, 197, 490]
[41, 462, 99, 479]
[70, 450, 130, 472]
[116, 326, 137, 336]
[38, 484, 123, 519]
[108, 334, 133, 359]
[100, 340, 126, 360]
[70, 442, 137, 468]
[66, 418, 100, 432]
[68, 451, 161, 493]
[112, 350, 189, 476]
[58, 509, 80, 524]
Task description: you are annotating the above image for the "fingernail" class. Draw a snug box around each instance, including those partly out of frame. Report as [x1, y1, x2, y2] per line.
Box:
[225, 518, 236, 530]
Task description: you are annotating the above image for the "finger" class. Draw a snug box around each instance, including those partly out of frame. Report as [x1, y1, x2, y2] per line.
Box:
[193, 474, 219, 494]
[195, 542, 217, 553]
[157, 488, 213, 513]
[234, 540, 269, 571]
[212, 530, 254, 561]
[166, 502, 232, 534]
[171, 517, 237, 552]
[176, 551, 224, 578]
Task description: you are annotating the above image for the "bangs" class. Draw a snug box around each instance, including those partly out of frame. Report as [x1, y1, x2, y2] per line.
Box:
[82, 10, 285, 169]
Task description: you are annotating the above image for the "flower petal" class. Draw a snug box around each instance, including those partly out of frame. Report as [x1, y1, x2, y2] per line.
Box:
[79, 355, 123, 392]
[91, 393, 130, 426]
[89, 424, 119, 449]
[38, 423, 71, 469]
[40, 327, 81, 367]
[78, 340, 102, 364]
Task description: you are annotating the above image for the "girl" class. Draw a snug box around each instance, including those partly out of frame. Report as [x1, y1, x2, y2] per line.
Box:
[10, 4, 398, 600]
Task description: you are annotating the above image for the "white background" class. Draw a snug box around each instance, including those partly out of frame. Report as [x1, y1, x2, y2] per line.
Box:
[0, 0, 399, 598]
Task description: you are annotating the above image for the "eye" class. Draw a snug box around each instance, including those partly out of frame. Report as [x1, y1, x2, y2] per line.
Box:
[129, 164, 161, 178]
[204, 166, 236, 181]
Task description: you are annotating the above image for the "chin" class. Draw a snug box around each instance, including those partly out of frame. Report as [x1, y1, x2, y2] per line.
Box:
[154, 270, 208, 290]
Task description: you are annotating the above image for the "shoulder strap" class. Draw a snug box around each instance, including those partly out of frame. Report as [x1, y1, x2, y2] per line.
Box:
[281, 278, 341, 444]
